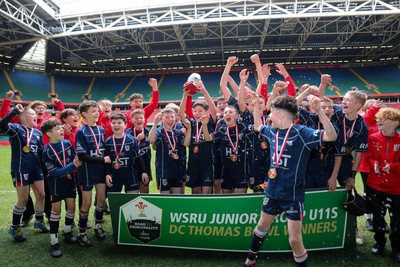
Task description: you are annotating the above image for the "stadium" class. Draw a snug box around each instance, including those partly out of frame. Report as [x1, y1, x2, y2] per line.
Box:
[0, 0, 400, 266]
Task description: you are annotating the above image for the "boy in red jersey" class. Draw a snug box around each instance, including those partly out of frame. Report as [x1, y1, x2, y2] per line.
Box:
[365, 107, 400, 263]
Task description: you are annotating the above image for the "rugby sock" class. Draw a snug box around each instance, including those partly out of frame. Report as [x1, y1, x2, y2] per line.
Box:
[79, 210, 89, 234]
[293, 250, 308, 267]
[50, 233, 59, 246]
[246, 227, 267, 262]
[94, 204, 105, 224]
[49, 211, 61, 234]
[35, 209, 45, 222]
[12, 206, 26, 227]
[64, 210, 75, 230]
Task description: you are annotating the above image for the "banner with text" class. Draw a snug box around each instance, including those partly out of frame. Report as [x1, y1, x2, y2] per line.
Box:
[108, 189, 353, 252]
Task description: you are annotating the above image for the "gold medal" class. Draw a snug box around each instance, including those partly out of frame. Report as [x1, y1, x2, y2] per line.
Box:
[268, 168, 277, 179]
[230, 154, 238, 162]
[260, 141, 268, 150]
[172, 153, 179, 160]
[114, 163, 121, 169]
[345, 146, 352, 155]
[23, 145, 30, 153]
[193, 145, 199, 154]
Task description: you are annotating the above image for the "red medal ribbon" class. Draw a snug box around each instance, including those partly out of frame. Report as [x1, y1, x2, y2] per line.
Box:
[163, 127, 177, 153]
[342, 117, 356, 145]
[226, 124, 239, 154]
[195, 121, 203, 145]
[113, 134, 126, 163]
[133, 127, 143, 145]
[273, 124, 293, 167]
[87, 125, 101, 155]
[23, 126, 34, 147]
[49, 141, 67, 168]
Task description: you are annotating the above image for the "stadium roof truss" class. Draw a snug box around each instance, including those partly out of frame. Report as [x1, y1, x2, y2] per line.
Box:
[0, 0, 399, 75]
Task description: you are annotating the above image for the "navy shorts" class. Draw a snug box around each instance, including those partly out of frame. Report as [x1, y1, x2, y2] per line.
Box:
[158, 177, 182, 192]
[48, 174, 76, 203]
[186, 163, 214, 187]
[221, 163, 247, 190]
[262, 197, 305, 221]
[247, 163, 268, 189]
[213, 162, 222, 180]
[11, 171, 44, 187]
[108, 181, 140, 193]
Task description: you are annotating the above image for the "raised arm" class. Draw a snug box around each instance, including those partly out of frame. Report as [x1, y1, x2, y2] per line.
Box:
[148, 112, 162, 144]
[238, 69, 250, 113]
[197, 81, 217, 122]
[143, 78, 160, 119]
[182, 118, 192, 147]
[318, 74, 332, 97]
[257, 64, 270, 101]
[220, 57, 238, 101]
[276, 64, 296, 97]
[309, 95, 337, 142]
[178, 91, 189, 122]
[266, 81, 285, 111]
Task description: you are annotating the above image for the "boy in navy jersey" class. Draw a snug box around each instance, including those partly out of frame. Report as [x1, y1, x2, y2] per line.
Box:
[76, 101, 111, 247]
[296, 93, 344, 191]
[243, 94, 337, 267]
[105, 113, 149, 193]
[203, 104, 250, 194]
[330, 90, 368, 244]
[0, 104, 50, 242]
[178, 81, 217, 194]
[41, 119, 82, 257]
[126, 109, 152, 193]
[149, 108, 191, 194]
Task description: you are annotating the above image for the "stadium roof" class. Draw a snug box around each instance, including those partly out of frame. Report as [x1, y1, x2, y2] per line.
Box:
[0, 0, 399, 76]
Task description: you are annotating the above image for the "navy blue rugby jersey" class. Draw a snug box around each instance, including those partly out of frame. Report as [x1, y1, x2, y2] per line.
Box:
[260, 124, 324, 201]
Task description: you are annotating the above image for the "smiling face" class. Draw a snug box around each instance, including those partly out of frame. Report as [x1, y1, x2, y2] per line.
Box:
[82, 106, 99, 125]
[132, 113, 145, 130]
[268, 107, 282, 128]
[223, 106, 239, 126]
[216, 99, 227, 114]
[130, 98, 143, 110]
[63, 112, 79, 127]
[33, 105, 46, 120]
[111, 118, 127, 136]
[162, 111, 176, 130]
[320, 100, 334, 119]
[48, 124, 64, 142]
[20, 108, 38, 128]
[193, 105, 207, 122]
[100, 103, 112, 117]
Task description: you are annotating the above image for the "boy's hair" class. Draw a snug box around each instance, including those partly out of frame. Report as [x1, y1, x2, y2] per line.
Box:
[224, 105, 239, 114]
[29, 100, 47, 109]
[165, 103, 179, 113]
[193, 100, 209, 111]
[216, 97, 225, 103]
[79, 100, 98, 117]
[17, 107, 34, 119]
[131, 109, 145, 118]
[40, 118, 61, 134]
[346, 91, 367, 107]
[100, 99, 113, 107]
[375, 108, 400, 122]
[362, 99, 376, 112]
[110, 113, 126, 124]
[60, 108, 77, 121]
[129, 93, 144, 101]
[161, 107, 176, 115]
[320, 97, 333, 104]
[271, 96, 298, 118]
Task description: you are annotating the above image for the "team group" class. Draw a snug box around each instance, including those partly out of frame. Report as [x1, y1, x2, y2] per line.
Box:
[0, 54, 399, 266]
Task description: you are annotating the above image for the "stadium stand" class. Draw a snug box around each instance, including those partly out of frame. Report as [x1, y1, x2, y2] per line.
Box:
[1, 65, 399, 103]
